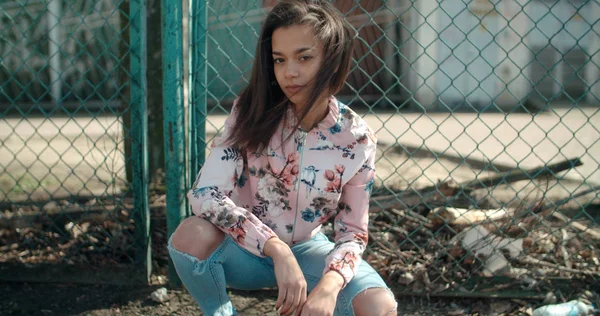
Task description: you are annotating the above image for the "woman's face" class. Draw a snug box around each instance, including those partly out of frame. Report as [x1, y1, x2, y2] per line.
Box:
[271, 24, 324, 109]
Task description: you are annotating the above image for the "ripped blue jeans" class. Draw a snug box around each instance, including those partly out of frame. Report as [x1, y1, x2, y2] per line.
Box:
[168, 232, 396, 315]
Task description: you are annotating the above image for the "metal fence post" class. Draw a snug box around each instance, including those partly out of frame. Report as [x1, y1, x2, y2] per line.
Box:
[163, 0, 186, 287]
[47, 0, 62, 103]
[130, 0, 151, 284]
[189, 0, 208, 182]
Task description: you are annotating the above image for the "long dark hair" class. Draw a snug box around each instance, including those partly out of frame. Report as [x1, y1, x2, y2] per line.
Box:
[226, 0, 354, 153]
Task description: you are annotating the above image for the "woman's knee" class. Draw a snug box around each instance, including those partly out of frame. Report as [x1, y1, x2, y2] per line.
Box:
[352, 288, 397, 316]
[170, 216, 225, 260]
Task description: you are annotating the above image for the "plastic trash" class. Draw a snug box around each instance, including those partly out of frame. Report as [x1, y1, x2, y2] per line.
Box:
[150, 287, 169, 304]
[532, 300, 594, 316]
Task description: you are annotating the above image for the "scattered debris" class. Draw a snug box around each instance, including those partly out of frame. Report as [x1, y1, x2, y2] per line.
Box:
[397, 271, 415, 285]
[460, 226, 523, 276]
[1, 157, 599, 301]
[364, 158, 600, 296]
[429, 206, 516, 227]
[532, 300, 594, 316]
[488, 300, 513, 315]
[150, 287, 169, 304]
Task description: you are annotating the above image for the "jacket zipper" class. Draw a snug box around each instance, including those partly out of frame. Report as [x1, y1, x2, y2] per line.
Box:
[291, 130, 307, 244]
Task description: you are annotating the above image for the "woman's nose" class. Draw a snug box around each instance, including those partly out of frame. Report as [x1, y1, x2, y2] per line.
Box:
[284, 62, 299, 79]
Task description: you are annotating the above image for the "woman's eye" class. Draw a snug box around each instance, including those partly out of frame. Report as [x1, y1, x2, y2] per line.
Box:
[273, 58, 284, 64]
[300, 55, 312, 61]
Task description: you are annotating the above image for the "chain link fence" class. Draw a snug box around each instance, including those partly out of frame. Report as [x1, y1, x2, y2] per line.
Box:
[1, 0, 598, 296]
[0, 0, 151, 284]
[189, 0, 600, 296]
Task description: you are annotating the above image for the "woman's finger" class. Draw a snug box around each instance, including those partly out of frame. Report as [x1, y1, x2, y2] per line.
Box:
[286, 288, 301, 316]
[280, 291, 295, 316]
[275, 287, 286, 312]
[293, 287, 306, 316]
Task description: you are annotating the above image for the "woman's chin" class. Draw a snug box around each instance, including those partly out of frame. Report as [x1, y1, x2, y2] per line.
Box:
[286, 95, 305, 106]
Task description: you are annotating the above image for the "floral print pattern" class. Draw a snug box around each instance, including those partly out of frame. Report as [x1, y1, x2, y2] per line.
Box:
[250, 152, 300, 217]
[187, 96, 377, 286]
[309, 132, 357, 160]
[324, 164, 345, 193]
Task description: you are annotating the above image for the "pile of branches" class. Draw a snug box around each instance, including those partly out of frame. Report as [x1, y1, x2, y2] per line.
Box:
[364, 158, 600, 294]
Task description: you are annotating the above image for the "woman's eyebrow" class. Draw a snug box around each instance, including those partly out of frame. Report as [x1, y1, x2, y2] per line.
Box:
[272, 47, 313, 55]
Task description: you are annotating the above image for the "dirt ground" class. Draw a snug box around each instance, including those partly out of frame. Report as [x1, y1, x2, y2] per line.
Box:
[0, 280, 553, 316]
[2, 197, 598, 316]
[0, 282, 276, 316]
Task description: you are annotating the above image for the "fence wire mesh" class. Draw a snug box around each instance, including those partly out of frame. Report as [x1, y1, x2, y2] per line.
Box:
[191, 0, 600, 295]
[1, 0, 598, 294]
[0, 0, 150, 282]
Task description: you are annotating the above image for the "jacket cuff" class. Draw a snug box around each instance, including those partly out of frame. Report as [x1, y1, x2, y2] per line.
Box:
[323, 250, 359, 288]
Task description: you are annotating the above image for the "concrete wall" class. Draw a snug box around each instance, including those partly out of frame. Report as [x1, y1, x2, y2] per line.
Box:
[524, 0, 598, 103]
[494, 0, 533, 106]
[401, 0, 439, 109]
[404, 0, 599, 109]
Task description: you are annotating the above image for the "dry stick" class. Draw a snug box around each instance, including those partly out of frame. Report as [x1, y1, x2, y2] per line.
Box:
[370, 158, 582, 215]
[387, 208, 430, 226]
[374, 240, 395, 256]
[370, 180, 460, 208]
[461, 158, 583, 190]
[483, 182, 596, 239]
[480, 282, 521, 293]
[543, 185, 600, 240]
[560, 228, 572, 270]
[551, 212, 600, 240]
[518, 255, 599, 276]
[542, 185, 600, 210]
[379, 221, 409, 238]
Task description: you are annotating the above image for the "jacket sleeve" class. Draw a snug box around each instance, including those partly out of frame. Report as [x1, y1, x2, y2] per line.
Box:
[187, 101, 277, 257]
[322, 133, 377, 287]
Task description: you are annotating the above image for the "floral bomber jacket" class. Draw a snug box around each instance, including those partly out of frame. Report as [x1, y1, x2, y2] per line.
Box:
[188, 96, 377, 287]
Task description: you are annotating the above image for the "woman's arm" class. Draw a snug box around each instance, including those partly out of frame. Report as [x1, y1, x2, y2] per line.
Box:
[188, 101, 277, 257]
[322, 134, 377, 288]
[300, 135, 377, 315]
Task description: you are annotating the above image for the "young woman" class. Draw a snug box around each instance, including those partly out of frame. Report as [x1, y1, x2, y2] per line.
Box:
[168, 1, 397, 315]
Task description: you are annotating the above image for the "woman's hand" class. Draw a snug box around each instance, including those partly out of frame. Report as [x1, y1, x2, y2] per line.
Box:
[300, 271, 344, 316]
[264, 238, 307, 316]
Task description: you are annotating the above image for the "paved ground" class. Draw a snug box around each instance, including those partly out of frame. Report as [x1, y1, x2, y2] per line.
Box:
[0, 114, 125, 201]
[365, 106, 599, 185]
[1, 105, 598, 204]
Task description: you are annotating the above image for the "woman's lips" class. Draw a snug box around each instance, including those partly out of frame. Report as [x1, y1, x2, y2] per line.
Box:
[285, 85, 303, 94]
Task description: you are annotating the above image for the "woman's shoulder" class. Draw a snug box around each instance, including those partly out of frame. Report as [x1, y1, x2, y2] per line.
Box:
[336, 101, 377, 147]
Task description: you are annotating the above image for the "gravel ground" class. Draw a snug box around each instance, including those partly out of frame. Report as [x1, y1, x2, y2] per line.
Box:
[0, 281, 553, 316]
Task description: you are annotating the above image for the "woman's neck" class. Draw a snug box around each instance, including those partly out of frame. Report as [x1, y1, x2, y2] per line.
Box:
[294, 98, 330, 132]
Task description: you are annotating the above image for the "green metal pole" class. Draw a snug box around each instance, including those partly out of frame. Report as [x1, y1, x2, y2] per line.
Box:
[163, 0, 186, 287]
[129, 0, 151, 284]
[189, 0, 208, 181]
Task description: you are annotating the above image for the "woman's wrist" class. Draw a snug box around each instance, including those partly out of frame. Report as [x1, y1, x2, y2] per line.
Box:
[319, 270, 345, 294]
[263, 237, 291, 260]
